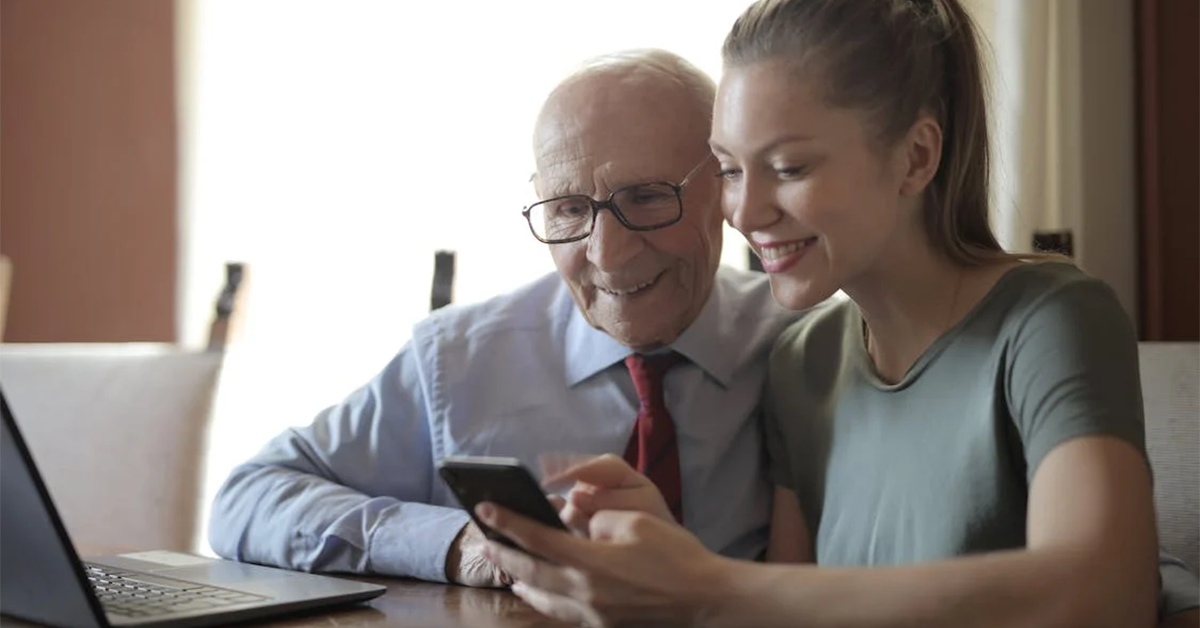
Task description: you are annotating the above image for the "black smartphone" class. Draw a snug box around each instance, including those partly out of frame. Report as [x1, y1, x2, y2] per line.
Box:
[437, 455, 568, 549]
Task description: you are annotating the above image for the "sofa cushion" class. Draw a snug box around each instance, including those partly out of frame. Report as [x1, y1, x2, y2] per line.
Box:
[1140, 342, 1199, 571]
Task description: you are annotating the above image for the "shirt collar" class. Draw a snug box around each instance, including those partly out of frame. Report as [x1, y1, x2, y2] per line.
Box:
[562, 274, 733, 388]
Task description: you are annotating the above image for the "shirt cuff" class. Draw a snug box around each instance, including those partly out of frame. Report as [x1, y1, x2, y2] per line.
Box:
[366, 502, 472, 583]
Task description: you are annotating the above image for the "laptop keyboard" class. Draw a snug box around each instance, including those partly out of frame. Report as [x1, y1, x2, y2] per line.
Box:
[85, 564, 269, 619]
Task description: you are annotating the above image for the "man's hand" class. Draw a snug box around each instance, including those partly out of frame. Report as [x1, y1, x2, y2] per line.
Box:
[445, 522, 512, 588]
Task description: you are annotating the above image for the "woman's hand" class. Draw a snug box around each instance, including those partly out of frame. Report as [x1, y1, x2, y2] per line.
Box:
[548, 454, 675, 534]
[477, 501, 728, 627]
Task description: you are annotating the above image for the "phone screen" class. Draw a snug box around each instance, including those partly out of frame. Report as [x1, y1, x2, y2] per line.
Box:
[437, 456, 567, 549]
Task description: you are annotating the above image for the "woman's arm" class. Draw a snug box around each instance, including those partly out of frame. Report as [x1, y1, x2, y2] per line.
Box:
[766, 487, 812, 563]
[482, 435, 1158, 628]
[710, 436, 1158, 628]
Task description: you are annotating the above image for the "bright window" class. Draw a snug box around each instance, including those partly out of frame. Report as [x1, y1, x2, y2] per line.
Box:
[179, 2, 755, 550]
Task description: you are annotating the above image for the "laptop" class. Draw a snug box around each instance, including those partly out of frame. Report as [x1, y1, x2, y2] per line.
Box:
[0, 388, 386, 628]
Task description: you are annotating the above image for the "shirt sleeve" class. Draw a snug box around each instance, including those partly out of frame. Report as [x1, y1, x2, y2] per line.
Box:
[207, 342, 471, 582]
[1005, 276, 1147, 481]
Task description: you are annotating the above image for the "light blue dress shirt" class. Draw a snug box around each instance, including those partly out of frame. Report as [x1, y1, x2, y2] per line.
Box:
[208, 266, 800, 582]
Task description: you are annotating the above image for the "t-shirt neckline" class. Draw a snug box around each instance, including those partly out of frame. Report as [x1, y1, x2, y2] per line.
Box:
[853, 262, 1046, 391]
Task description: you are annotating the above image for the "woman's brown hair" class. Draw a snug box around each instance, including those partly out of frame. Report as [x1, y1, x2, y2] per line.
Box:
[722, 0, 1012, 265]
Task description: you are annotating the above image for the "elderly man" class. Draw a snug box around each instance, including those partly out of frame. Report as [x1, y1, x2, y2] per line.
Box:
[208, 49, 797, 587]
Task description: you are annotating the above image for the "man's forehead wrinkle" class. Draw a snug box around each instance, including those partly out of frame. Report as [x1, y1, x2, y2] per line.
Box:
[533, 91, 612, 199]
[538, 155, 618, 199]
[534, 140, 587, 197]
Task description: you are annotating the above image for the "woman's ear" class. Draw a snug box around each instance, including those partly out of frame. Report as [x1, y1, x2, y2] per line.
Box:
[898, 115, 943, 197]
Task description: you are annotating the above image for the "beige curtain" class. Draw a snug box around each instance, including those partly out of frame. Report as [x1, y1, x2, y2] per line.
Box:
[985, 0, 1138, 321]
[0, 255, 11, 341]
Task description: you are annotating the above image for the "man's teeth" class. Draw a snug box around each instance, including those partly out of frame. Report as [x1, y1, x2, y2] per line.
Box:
[760, 239, 813, 262]
[599, 279, 655, 296]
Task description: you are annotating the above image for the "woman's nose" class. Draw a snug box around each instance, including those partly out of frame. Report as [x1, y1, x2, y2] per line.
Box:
[723, 175, 778, 234]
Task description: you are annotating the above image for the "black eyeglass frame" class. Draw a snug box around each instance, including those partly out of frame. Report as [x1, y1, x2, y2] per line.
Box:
[521, 155, 713, 245]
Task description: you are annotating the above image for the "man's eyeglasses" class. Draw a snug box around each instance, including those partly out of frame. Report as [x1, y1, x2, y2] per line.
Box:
[522, 155, 712, 244]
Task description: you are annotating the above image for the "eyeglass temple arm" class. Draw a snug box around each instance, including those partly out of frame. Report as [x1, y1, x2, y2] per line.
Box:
[679, 154, 714, 187]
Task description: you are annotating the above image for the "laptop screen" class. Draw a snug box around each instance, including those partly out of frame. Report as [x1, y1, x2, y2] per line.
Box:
[0, 387, 106, 628]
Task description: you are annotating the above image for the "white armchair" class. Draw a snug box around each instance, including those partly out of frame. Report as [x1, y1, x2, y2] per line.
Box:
[0, 344, 222, 554]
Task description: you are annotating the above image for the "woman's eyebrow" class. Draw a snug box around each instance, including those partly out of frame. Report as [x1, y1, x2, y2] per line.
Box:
[710, 134, 818, 158]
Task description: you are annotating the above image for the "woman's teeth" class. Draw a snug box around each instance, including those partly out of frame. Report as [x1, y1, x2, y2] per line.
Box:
[760, 239, 813, 261]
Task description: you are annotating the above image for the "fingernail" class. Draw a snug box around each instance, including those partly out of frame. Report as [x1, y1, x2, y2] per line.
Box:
[476, 503, 495, 521]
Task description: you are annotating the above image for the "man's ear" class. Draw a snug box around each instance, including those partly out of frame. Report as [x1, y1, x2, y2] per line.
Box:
[898, 115, 942, 197]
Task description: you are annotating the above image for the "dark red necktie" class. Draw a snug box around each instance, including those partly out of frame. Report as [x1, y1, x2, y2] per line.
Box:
[623, 352, 686, 523]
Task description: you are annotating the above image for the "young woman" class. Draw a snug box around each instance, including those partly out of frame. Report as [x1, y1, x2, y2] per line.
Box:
[477, 0, 1165, 626]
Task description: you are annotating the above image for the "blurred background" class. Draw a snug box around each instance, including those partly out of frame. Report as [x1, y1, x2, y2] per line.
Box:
[0, 0, 1196, 550]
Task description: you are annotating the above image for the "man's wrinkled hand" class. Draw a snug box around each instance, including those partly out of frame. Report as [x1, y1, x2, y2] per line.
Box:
[445, 521, 512, 588]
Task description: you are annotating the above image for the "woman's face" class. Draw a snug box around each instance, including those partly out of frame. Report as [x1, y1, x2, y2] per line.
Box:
[710, 59, 915, 310]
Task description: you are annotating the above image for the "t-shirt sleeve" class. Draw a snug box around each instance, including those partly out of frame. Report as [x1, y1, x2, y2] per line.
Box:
[1005, 276, 1146, 482]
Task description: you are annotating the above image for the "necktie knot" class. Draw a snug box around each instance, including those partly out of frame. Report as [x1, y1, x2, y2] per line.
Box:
[624, 352, 685, 407]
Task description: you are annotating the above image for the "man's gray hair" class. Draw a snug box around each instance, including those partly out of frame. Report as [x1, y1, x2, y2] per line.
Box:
[558, 48, 717, 121]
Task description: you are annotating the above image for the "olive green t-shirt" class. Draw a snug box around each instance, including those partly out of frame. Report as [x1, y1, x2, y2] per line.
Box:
[765, 262, 1146, 566]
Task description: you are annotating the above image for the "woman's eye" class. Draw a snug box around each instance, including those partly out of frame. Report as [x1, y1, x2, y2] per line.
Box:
[774, 165, 808, 178]
[716, 168, 741, 180]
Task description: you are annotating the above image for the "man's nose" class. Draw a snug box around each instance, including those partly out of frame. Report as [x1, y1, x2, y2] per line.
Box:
[587, 209, 644, 272]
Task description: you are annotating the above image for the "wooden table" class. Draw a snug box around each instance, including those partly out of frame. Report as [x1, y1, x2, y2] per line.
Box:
[221, 576, 573, 628]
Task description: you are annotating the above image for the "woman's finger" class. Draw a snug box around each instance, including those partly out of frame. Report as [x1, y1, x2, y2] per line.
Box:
[590, 487, 672, 519]
[558, 502, 593, 535]
[481, 540, 577, 595]
[510, 582, 590, 626]
[476, 503, 591, 570]
[544, 453, 646, 490]
[587, 508, 656, 542]
[547, 494, 567, 511]
[567, 487, 597, 509]
[481, 539, 539, 581]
